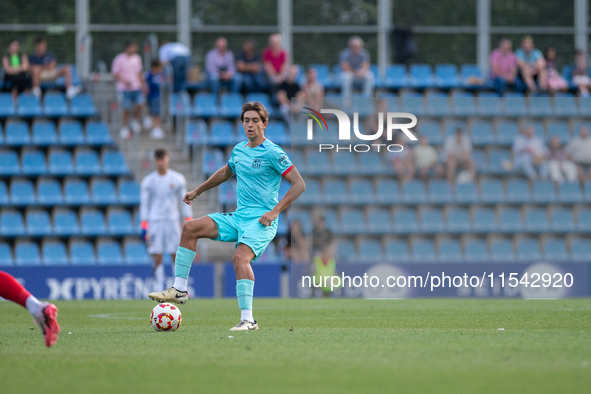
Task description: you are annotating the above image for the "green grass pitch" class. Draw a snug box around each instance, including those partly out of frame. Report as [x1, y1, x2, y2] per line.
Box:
[1, 298, 590, 393]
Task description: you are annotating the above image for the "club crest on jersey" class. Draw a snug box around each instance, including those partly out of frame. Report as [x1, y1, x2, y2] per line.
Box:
[252, 158, 262, 168]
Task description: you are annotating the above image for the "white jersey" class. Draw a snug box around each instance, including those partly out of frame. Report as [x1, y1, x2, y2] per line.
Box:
[140, 169, 192, 222]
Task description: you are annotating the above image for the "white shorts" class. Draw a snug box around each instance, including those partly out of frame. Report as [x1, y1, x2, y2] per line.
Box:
[147, 220, 182, 254]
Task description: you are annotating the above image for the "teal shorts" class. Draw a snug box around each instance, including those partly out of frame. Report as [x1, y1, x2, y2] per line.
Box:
[207, 211, 278, 261]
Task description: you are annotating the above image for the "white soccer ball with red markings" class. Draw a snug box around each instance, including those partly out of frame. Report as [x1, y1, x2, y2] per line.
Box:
[150, 303, 182, 332]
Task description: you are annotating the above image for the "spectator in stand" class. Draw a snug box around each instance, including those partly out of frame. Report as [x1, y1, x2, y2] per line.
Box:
[276, 65, 301, 123]
[515, 35, 548, 93]
[547, 135, 577, 183]
[544, 47, 568, 94]
[144, 59, 165, 139]
[413, 136, 442, 179]
[236, 39, 266, 94]
[2, 40, 31, 100]
[571, 50, 591, 97]
[299, 68, 324, 110]
[29, 37, 81, 100]
[489, 38, 523, 95]
[284, 220, 310, 263]
[565, 126, 591, 181]
[339, 36, 374, 97]
[205, 37, 241, 97]
[158, 40, 191, 93]
[389, 135, 415, 182]
[444, 128, 476, 184]
[263, 33, 290, 93]
[513, 125, 548, 179]
[112, 40, 148, 139]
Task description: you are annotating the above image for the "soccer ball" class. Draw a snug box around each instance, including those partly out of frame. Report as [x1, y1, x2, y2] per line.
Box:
[150, 303, 182, 332]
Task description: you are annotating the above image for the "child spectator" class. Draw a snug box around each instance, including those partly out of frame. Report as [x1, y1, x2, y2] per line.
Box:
[145, 59, 165, 139]
[544, 47, 568, 94]
[571, 50, 591, 97]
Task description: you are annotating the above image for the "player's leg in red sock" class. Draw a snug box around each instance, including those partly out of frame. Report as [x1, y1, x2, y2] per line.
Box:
[0, 270, 31, 307]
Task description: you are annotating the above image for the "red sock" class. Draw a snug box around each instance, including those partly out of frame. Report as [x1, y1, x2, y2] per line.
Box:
[0, 271, 31, 308]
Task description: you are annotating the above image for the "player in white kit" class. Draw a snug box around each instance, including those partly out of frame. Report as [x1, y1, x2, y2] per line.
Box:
[140, 149, 192, 291]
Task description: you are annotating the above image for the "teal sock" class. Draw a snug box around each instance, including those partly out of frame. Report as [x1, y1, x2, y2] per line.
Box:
[174, 246, 195, 280]
[236, 279, 254, 311]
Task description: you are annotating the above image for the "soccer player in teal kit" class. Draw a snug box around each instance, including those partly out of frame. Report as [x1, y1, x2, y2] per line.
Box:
[149, 101, 306, 330]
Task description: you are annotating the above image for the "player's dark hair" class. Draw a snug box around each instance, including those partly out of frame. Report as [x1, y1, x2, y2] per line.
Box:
[34, 36, 46, 45]
[240, 101, 269, 124]
[154, 149, 168, 159]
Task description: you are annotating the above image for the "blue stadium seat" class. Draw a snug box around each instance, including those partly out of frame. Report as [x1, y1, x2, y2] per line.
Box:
[426, 92, 451, 117]
[21, 150, 47, 176]
[0, 181, 8, 206]
[503, 93, 528, 116]
[419, 120, 443, 145]
[476, 92, 502, 116]
[480, 179, 504, 203]
[42, 241, 68, 265]
[428, 180, 453, 203]
[264, 122, 288, 145]
[124, 240, 151, 264]
[461, 64, 484, 86]
[0, 151, 19, 176]
[186, 119, 208, 145]
[102, 151, 129, 175]
[91, 178, 117, 205]
[303, 151, 331, 176]
[402, 180, 427, 203]
[108, 209, 135, 235]
[193, 92, 218, 118]
[550, 208, 575, 232]
[385, 239, 409, 262]
[385, 64, 408, 88]
[37, 179, 63, 205]
[524, 208, 549, 231]
[570, 240, 591, 261]
[358, 239, 383, 262]
[296, 178, 319, 205]
[5, 120, 31, 146]
[452, 91, 477, 116]
[490, 239, 515, 261]
[70, 93, 97, 117]
[218, 179, 237, 204]
[546, 120, 571, 144]
[579, 97, 591, 116]
[420, 208, 444, 232]
[308, 64, 332, 88]
[15, 241, 41, 265]
[532, 180, 556, 203]
[499, 207, 523, 231]
[118, 179, 140, 205]
[455, 182, 478, 203]
[86, 121, 113, 145]
[32, 120, 58, 146]
[17, 93, 42, 117]
[400, 91, 425, 116]
[81, 209, 107, 235]
[332, 152, 359, 175]
[358, 152, 386, 174]
[367, 207, 393, 234]
[472, 149, 485, 170]
[169, 92, 191, 117]
[75, 149, 101, 175]
[335, 239, 356, 262]
[10, 179, 36, 206]
[558, 182, 583, 203]
[339, 208, 366, 235]
[70, 241, 96, 265]
[409, 64, 434, 88]
[411, 239, 436, 262]
[220, 93, 243, 118]
[517, 239, 541, 261]
[0, 210, 25, 236]
[472, 208, 497, 232]
[48, 150, 74, 175]
[246, 93, 272, 111]
[438, 239, 463, 262]
[64, 179, 90, 205]
[446, 208, 471, 232]
[97, 240, 123, 264]
[576, 208, 591, 231]
[290, 210, 312, 234]
[394, 209, 418, 233]
[435, 64, 460, 88]
[59, 120, 85, 146]
[529, 95, 553, 116]
[553, 94, 578, 117]
[323, 179, 347, 204]
[0, 93, 16, 117]
[0, 242, 13, 265]
[324, 209, 338, 232]
[486, 149, 512, 174]
[505, 178, 530, 203]
[202, 149, 225, 176]
[376, 179, 401, 204]
[25, 210, 52, 236]
[53, 209, 80, 236]
[464, 239, 488, 262]
[543, 239, 568, 261]
[43, 92, 69, 117]
[349, 179, 374, 204]
[495, 120, 519, 145]
[469, 120, 495, 145]
[209, 120, 236, 146]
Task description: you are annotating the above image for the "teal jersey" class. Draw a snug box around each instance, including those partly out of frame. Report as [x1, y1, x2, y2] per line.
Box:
[227, 139, 293, 215]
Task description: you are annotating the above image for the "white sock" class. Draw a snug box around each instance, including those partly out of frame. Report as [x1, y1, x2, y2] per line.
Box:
[173, 277, 188, 292]
[26, 295, 44, 318]
[154, 264, 165, 291]
[241, 309, 254, 323]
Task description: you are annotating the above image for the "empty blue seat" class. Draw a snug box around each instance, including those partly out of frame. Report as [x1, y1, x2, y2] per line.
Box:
[0, 181, 8, 205]
[480, 179, 504, 203]
[124, 240, 151, 264]
[464, 239, 488, 262]
[529, 95, 553, 116]
[517, 239, 541, 261]
[461, 64, 483, 85]
[102, 151, 129, 175]
[17, 93, 42, 117]
[472, 208, 497, 232]
[15, 242, 41, 265]
[26, 210, 52, 236]
[339, 208, 366, 234]
[550, 208, 574, 232]
[303, 151, 331, 175]
[384, 239, 409, 262]
[495, 120, 519, 145]
[503, 93, 528, 116]
[419, 120, 443, 145]
[385, 64, 408, 88]
[358, 240, 383, 262]
[10, 179, 36, 206]
[455, 182, 478, 203]
[525, 208, 549, 231]
[59, 120, 84, 145]
[193, 92, 218, 117]
[21, 150, 47, 175]
[43, 92, 69, 116]
[470, 120, 495, 145]
[476, 92, 502, 116]
[86, 121, 113, 145]
[335, 239, 356, 262]
[576, 208, 591, 231]
[570, 240, 591, 261]
[5, 121, 30, 146]
[0, 210, 25, 236]
[64, 179, 90, 205]
[323, 179, 347, 204]
[543, 239, 568, 261]
[81, 209, 107, 235]
[97, 241, 123, 264]
[435, 64, 460, 88]
[91, 178, 117, 204]
[490, 239, 515, 261]
[400, 92, 425, 116]
[70, 93, 97, 116]
[420, 209, 444, 232]
[438, 239, 463, 262]
[290, 210, 312, 234]
[42, 241, 68, 265]
[411, 239, 436, 262]
[532, 181, 556, 203]
[376, 179, 400, 204]
[169, 92, 191, 116]
[505, 178, 530, 203]
[553, 94, 579, 117]
[349, 179, 374, 204]
[219, 93, 243, 118]
[452, 92, 477, 116]
[367, 208, 393, 233]
[53, 209, 80, 235]
[394, 209, 418, 233]
[209, 120, 236, 145]
[409, 64, 434, 88]
[202, 149, 225, 176]
[48, 150, 74, 175]
[499, 207, 523, 231]
[486, 149, 512, 173]
[428, 180, 452, 203]
[218, 179, 237, 204]
[264, 122, 288, 145]
[0, 151, 20, 175]
[446, 208, 470, 232]
[546, 120, 571, 144]
[0, 93, 16, 117]
[0, 242, 13, 265]
[186, 120, 209, 146]
[37, 179, 63, 205]
[402, 180, 427, 203]
[358, 153, 386, 174]
[426, 92, 451, 117]
[118, 179, 140, 204]
[108, 209, 134, 235]
[246, 93, 272, 110]
[32, 120, 58, 146]
[70, 240, 96, 264]
[558, 182, 582, 203]
[75, 150, 101, 175]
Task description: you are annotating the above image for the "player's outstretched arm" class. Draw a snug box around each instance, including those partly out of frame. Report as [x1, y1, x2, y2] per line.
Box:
[259, 167, 306, 226]
[183, 164, 234, 205]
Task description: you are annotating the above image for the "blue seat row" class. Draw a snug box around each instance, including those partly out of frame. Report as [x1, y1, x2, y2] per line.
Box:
[171, 92, 279, 118]
[0, 120, 112, 147]
[0, 93, 97, 118]
[0, 239, 149, 266]
[188, 119, 290, 146]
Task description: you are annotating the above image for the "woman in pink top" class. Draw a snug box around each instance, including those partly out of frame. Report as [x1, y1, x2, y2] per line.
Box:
[262, 33, 290, 90]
